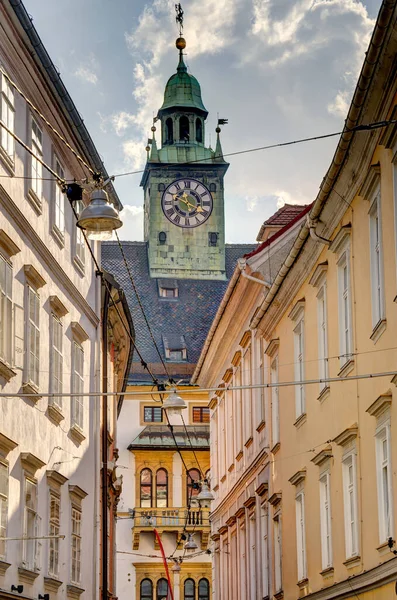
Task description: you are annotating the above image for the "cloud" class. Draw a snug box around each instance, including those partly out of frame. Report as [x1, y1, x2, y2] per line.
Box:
[116, 205, 144, 241]
[74, 54, 99, 85]
[327, 90, 350, 118]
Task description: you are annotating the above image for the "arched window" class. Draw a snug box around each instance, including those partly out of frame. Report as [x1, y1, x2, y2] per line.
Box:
[140, 578, 153, 600]
[179, 116, 190, 142]
[209, 183, 216, 192]
[187, 468, 201, 505]
[184, 578, 195, 600]
[198, 578, 210, 600]
[156, 468, 168, 507]
[140, 469, 152, 508]
[157, 577, 168, 600]
[165, 118, 173, 144]
[196, 118, 203, 143]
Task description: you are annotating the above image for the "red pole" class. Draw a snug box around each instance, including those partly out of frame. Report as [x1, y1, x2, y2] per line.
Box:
[154, 528, 174, 600]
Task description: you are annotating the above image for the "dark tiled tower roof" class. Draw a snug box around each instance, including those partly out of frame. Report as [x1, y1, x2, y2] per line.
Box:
[101, 242, 256, 384]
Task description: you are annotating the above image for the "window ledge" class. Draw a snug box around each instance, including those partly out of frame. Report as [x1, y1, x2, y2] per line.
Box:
[0, 358, 16, 382]
[67, 584, 85, 599]
[320, 566, 334, 578]
[271, 441, 280, 454]
[44, 576, 63, 592]
[18, 566, 40, 583]
[70, 423, 86, 445]
[47, 402, 65, 425]
[274, 590, 284, 600]
[22, 382, 42, 402]
[370, 318, 386, 344]
[343, 555, 361, 568]
[256, 420, 266, 433]
[297, 578, 309, 589]
[317, 385, 330, 403]
[0, 146, 15, 175]
[73, 256, 85, 277]
[27, 188, 43, 215]
[376, 540, 393, 557]
[294, 413, 307, 428]
[0, 559, 11, 576]
[51, 224, 65, 248]
[338, 359, 355, 378]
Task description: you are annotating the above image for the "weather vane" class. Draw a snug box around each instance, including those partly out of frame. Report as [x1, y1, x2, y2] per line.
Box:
[175, 3, 184, 36]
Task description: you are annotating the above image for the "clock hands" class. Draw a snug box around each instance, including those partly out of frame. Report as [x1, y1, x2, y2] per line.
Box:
[173, 191, 204, 213]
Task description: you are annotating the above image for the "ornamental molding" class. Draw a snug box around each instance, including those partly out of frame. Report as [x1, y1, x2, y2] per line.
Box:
[311, 446, 333, 467]
[333, 424, 358, 447]
[359, 164, 380, 201]
[222, 368, 233, 384]
[71, 321, 89, 343]
[47, 469, 68, 489]
[243, 496, 256, 510]
[309, 261, 328, 288]
[20, 452, 45, 478]
[268, 492, 282, 506]
[0, 432, 18, 458]
[0, 229, 20, 257]
[288, 298, 305, 321]
[366, 391, 392, 419]
[49, 295, 69, 317]
[69, 484, 88, 504]
[288, 469, 307, 487]
[231, 350, 242, 367]
[239, 330, 251, 349]
[264, 338, 279, 357]
[255, 482, 268, 497]
[329, 224, 351, 256]
[24, 264, 46, 289]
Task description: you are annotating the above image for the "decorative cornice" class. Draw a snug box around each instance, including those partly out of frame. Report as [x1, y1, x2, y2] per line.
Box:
[218, 525, 228, 535]
[243, 496, 256, 509]
[18, 566, 40, 583]
[222, 368, 233, 384]
[289, 469, 307, 486]
[24, 264, 46, 289]
[359, 164, 380, 201]
[226, 515, 237, 527]
[239, 330, 251, 349]
[311, 446, 333, 467]
[66, 584, 85, 599]
[268, 492, 282, 506]
[235, 507, 245, 519]
[44, 576, 63, 592]
[0, 229, 20, 257]
[231, 350, 242, 367]
[0, 432, 18, 458]
[49, 295, 69, 317]
[71, 321, 89, 343]
[211, 532, 220, 541]
[69, 484, 88, 503]
[366, 391, 392, 419]
[255, 482, 268, 497]
[264, 338, 279, 357]
[0, 185, 99, 327]
[309, 261, 328, 288]
[215, 382, 225, 398]
[47, 470, 68, 488]
[208, 397, 218, 410]
[288, 298, 305, 321]
[20, 452, 45, 477]
[329, 224, 351, 256]
[333, 424, 358, 446]
[0, 559, 11, 576]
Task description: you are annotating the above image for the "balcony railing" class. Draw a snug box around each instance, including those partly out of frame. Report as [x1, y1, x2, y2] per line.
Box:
[133, 506, 209, 528]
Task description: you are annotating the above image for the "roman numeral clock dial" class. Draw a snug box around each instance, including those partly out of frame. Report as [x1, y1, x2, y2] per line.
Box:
[161, 178, 213, 228]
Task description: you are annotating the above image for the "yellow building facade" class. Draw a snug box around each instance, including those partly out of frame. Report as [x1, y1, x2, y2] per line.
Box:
[194, 2, 397, 598]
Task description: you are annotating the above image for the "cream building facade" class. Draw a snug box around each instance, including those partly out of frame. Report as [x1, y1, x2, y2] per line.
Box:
[194, 1, 397, 599]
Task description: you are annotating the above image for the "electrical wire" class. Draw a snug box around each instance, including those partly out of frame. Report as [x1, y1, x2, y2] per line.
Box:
[181, 412, 206, 478]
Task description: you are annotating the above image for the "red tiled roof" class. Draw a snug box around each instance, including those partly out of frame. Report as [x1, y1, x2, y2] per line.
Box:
[262, 203, 311, 227]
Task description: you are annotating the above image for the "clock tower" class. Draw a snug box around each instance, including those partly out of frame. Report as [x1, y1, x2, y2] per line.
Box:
[141, 35, 229, 280]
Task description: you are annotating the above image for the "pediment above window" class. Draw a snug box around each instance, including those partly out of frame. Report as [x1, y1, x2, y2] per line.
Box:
[24, 264, 46, 288]
[20, 451, 45, 477]
[0, 229, 20, 258]
[359, 164, 380, 201]
[288, 298, 305, 321]
[309, 261, 328, 288]
[329, 224, 351, 256]
[50, 295, 69, 317]
[0, 432, 18, 458]
[264, 338, 279, 357]
[333, 424, 358, 446]
[71, 321, 89, 343]
[366, 391, 392, 419]
[311, 445, 333, 467]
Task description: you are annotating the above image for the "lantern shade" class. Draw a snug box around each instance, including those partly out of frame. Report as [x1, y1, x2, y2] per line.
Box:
[162, 390, 187, 416]
[197, 481, 214, 507]
[184, 533, 198, 553]
[76, 188, 122, 240]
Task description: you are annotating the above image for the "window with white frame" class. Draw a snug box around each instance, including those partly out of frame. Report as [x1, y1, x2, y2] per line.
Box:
[0, 256, 12, 366]
[23, 477, 41, 571]
[54, 157, 65, 236]
[74, 200, 85, 268]
[48, 492, 60, 577]
[317, 282, 329, 390]
[27, 286, 40, 388]
[71, 507, 82, 584]
[72, 342, 84, 430]
[295, 492, 307, 580]
[260, 504, 269, 598]
[369, 188, 385, 328]
[31, 118, 43, 199]
[249, 514, 256, 598]
[293, 317, 305, 418]
[274, 515, 282, 593]
[375, 421, 393, 543]
[0, 461, 8, 560]
[337, 250, 353, 366]
[0, 71, 15, 160]
[319, 471, 332, 570]
[342, 452, 359, 558]
[271, 354, 279, 446]
[50, 314, 63, 407]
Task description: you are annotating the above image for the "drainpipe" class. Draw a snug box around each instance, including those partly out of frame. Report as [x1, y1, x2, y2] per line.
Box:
[306, 215, 332, 245]
[237, 258, 272, 288]
[101, 278, 110, 600]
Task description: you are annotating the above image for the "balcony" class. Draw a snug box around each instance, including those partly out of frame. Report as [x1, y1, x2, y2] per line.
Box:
[132, 506, 210, 550]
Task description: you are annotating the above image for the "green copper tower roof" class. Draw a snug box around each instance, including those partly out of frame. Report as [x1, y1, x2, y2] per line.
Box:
[158, 39, 208, 117]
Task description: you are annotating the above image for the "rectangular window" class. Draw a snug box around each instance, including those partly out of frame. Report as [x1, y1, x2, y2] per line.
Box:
[27, 286, 40, 387]
[31, 118, 43, 199]
[0, 256, 12, 366]
[71, 507, 82, 584]
[159, 287, 178, 298]
[0, 462, 8, 560]
[317, 282, 329, 390]
[271, 355, 279, 446]
[376, 424, 393, 543]
[74, 200, 85, 268]
[143, 406, 162, 422]
[0, 72, 15, 160]
[369, 189, 385, 327]
[234, 365, 243, 456]
[168, 349, 184, 361]
[342, 453, 359, 558]
[260, 505, 268, 598]
[338, 251, 353, 366]
[72, 342, 84, 430]
[319, 472, 332, 569]
[294, 319, 305, 417]
[243, 345, 253, 443]
[23, 478, 41, 571]
[54, 157, 65, 235]
[51, 315, 63, 406]
[274, 515, 282, 593]
[48, 492, 60, 577]
[192, 406, 210, 423]
[295, 492, 307, 581]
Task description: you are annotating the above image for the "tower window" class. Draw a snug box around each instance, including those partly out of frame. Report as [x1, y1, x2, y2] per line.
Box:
[158, 231, 167, 245]
[179, 116, 190, 142]
[209, 183, 216, 192]
[158, 183, 165, 192]
[165, 118, 173, 144]
[209, 232, 218, 247]
[196, 118, 203, 143]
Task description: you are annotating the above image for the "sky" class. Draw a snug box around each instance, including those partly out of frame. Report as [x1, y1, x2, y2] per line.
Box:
[23, 0, 382, 243]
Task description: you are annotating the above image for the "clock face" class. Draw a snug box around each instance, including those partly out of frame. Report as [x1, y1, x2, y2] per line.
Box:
[161, 178, 213, 228]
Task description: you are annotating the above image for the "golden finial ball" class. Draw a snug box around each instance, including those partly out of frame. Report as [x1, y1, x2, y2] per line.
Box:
[176, 37, 186, 50]
[151, 125, 156, 132]
[216, 126, 221, 133]
[145, 145, 150, 152]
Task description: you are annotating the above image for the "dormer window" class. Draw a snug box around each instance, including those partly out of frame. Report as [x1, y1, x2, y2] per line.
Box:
[163, 334, 187, 362]
[158, 279, 178, 298]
